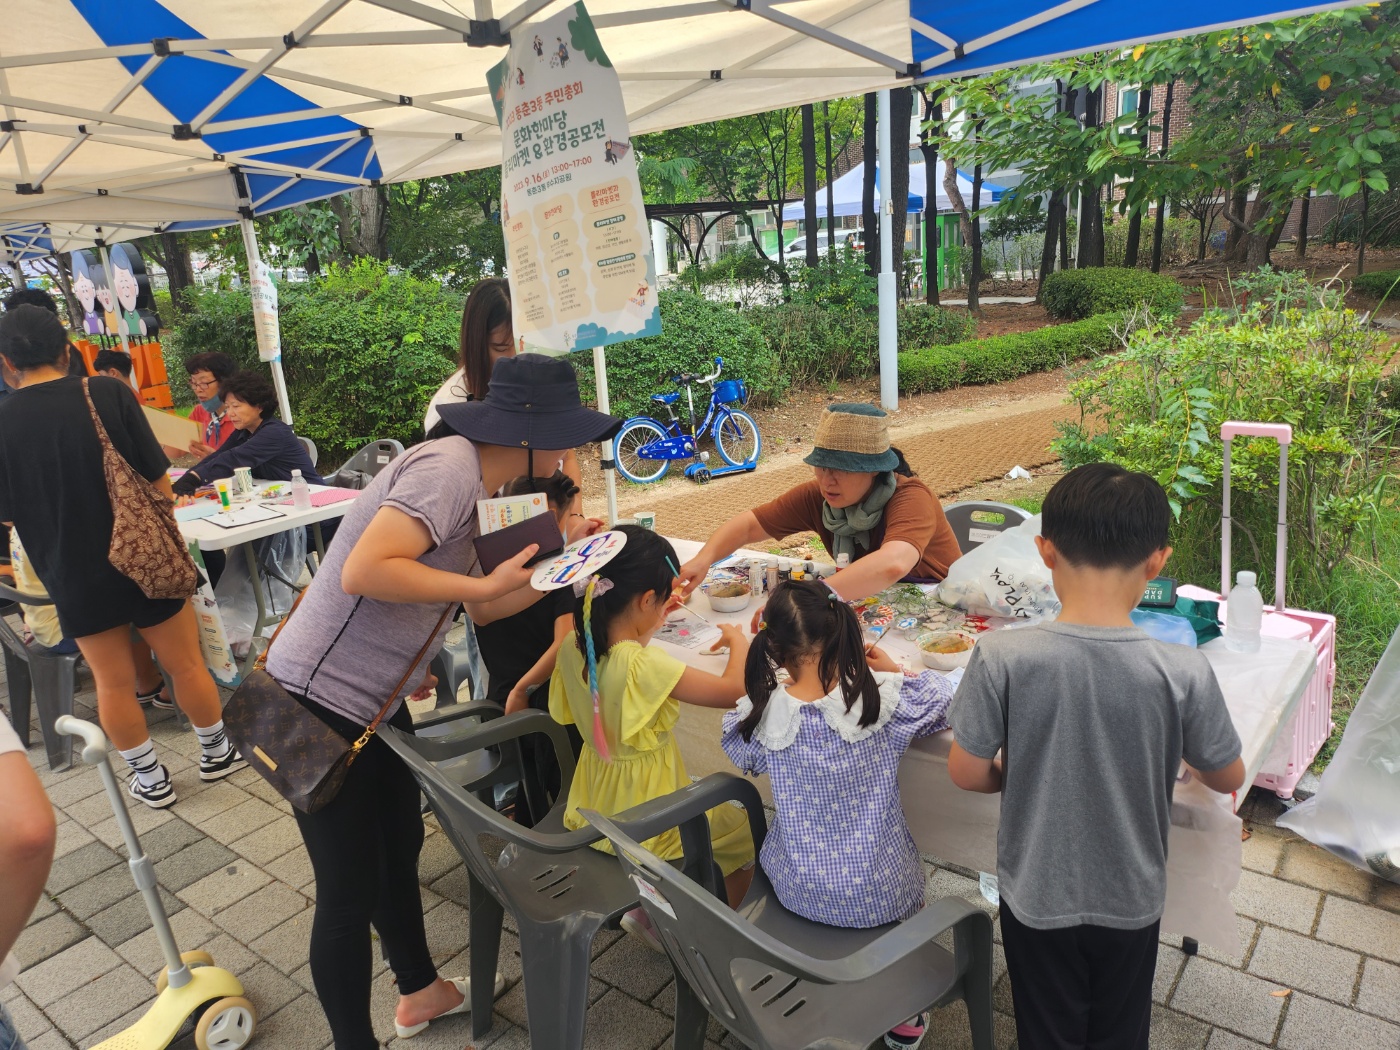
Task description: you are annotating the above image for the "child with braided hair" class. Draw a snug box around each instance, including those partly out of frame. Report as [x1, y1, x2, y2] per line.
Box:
[547, 525, 755, 948]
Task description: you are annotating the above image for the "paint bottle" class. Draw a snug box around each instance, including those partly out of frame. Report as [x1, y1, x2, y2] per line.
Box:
[765, 559, 779, 595]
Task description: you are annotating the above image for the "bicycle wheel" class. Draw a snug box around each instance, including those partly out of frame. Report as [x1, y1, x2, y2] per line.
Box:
[614, 419, 671, 483]
[714, 410, 761, 467]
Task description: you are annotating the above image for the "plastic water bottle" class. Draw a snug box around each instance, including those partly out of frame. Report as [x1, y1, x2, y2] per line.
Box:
[1225, 571, 1263, 653]
[289, 473, 312, 515]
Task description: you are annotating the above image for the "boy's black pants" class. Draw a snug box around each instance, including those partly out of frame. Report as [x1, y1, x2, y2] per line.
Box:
[1000, 902, 1159, 1050]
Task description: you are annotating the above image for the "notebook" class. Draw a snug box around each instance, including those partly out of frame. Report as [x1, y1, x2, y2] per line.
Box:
[475, 512, 563, 575]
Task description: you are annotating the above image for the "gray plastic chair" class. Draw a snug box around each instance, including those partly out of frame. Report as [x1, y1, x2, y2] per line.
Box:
[943, 500, 1031, 555]
[0, 585, 82, 770]
[583, 774, 996, 1050]
[429, 614, 488, 708]
[327, 438, 405, 489]
[295, 434, 318, 468]
[381, 713, 710, 1050]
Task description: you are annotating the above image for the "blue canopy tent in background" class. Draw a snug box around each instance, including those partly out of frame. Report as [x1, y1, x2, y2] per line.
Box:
[0, 0, 1364, 519]
[780, 159, 1007, 219]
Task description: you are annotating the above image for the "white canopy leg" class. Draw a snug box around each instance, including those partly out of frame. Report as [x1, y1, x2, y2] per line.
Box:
[97, 244, 131, 354]
[593, 344, 619, 525]
[877, 88, 897, 411]
[238, 215, 293, 426]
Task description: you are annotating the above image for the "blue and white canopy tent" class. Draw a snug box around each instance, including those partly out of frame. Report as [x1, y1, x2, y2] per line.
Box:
[0, 0, 1365, 515]
[780, 159, 1007, 220]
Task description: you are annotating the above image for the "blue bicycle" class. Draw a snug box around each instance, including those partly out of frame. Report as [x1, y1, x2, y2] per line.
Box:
[613, 357, 762, 484]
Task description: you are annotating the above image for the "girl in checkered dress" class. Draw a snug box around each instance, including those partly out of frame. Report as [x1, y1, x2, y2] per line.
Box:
[721, 579, 954, 1050]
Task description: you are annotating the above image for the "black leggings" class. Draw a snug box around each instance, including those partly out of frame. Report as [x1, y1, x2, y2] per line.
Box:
[291, 699, 437, 1050]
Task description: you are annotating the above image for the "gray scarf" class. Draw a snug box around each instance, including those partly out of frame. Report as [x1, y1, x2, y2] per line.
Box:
[821, 472, 898, 563]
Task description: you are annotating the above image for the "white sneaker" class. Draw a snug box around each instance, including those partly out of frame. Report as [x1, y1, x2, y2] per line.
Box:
[127, 766, 177, 809]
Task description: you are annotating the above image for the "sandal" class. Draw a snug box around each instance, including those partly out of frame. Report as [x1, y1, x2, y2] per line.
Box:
[394, 974, 505, 1039]
[136, 684, 174, 709]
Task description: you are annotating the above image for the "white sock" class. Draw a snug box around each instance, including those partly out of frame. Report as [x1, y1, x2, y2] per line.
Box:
[194, 719, 234, 761]
[118, 739, 165, 789]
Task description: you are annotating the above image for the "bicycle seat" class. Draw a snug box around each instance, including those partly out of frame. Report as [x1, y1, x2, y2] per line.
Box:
[651, 392, 681, 405]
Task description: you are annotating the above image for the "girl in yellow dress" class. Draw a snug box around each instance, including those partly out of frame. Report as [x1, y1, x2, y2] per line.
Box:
[549, 525, 754, 946]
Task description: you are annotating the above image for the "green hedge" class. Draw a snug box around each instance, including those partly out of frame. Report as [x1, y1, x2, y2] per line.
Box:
[899, 314, 1126, 395]
[163, 260, 461, 461]
[572, 290, 785, 420]
[1351, 270, 1400, 300]
[1040, 267, 1184, 320]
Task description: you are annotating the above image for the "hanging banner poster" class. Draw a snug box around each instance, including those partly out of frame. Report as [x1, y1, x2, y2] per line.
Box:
[249, 259, 281, 363]
[187, 541, 240, 686]
[489, 1, 661, 354]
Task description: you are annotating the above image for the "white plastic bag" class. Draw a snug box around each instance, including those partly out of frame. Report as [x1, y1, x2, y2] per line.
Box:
[214, 530, 306, 657]
[938, 514, 1060, 621]
[1279, 623, 1400, 883]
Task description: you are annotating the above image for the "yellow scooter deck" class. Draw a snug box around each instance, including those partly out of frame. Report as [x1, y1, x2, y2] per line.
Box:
[88, 966, 245, 1050]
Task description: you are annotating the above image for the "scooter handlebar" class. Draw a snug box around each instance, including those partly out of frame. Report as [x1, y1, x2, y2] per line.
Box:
[54, 716, 109, 766]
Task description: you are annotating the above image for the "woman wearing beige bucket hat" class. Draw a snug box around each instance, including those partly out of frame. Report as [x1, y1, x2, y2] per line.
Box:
[678, 403, 961, 604]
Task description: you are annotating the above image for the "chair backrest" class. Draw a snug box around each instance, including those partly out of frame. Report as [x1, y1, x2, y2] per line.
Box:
[342, 439, 405, 479]
[942, 500, 1031, 555]
[380, 714, 631, 925]
[586, 800, 852, 1049]
[295, 435, 318, 468]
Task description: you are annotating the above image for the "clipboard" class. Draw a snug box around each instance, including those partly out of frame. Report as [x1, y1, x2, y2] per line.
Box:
[143, 406, 201, 450]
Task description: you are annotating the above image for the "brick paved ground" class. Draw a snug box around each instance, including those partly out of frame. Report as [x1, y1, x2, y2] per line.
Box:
[5, 670, 1400, 1050]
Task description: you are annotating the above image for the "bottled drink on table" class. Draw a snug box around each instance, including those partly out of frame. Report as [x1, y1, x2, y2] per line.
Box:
[1225, 570, 1263, 653]
[289, 470, 312, 515]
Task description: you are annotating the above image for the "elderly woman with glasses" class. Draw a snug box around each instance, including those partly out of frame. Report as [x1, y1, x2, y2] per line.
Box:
[169, 351, 238, 459]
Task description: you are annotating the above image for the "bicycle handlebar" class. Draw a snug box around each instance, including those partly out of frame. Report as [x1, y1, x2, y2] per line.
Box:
[669, 356, 724, 387]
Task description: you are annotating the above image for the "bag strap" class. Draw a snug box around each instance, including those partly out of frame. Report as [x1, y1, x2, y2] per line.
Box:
[81, 378, 116, 450]
[350, 604, 454, 754]
[253, 588, 308, 672]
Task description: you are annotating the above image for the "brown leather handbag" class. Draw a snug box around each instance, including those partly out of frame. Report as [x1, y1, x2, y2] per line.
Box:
[83, 379, 198, 601]
[223, 597, 452, 814]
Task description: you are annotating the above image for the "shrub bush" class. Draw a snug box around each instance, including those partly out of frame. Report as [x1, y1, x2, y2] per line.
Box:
[1040, 267, 1184, 320]
[164, 260, 461, 459]
[573, 289, 785, 420]
[1052, 278, 1397, 608]
[899, 314, 1129, 395]
[899, 303, 977, 348]
[1350, 269, 1400, 300]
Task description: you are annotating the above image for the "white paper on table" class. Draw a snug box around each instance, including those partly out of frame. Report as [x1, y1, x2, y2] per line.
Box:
[206, 505, 287, 529]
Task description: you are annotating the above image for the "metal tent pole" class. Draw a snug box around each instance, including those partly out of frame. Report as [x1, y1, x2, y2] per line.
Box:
[97, 244, 131, 354]
[592, 344, 619, 525]
[238, 214, 293, 425]
[877, 89, 898, 410]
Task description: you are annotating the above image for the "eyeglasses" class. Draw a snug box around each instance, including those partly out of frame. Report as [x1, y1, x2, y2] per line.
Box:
[188, 376, 218, 392]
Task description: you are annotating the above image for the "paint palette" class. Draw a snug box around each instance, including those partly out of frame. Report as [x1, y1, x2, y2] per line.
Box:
[531, 530, 629, 591]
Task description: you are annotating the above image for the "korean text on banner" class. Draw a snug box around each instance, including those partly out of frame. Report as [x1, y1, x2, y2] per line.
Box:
[250, 259, 281, 363]
[489, 1, 661, 354]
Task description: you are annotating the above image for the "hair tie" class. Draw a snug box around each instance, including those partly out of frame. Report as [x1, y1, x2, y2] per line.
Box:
[822, 579, 840, 603]
[573, 574, 613, 598]
[757, 620, 767, 631]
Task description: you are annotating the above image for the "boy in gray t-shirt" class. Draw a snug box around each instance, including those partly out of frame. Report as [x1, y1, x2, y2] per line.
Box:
[950, 463, 1244, 1050]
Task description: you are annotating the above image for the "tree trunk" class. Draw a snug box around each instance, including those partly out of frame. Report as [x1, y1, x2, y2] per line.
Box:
[49, 256, 82, 330]
[1358, 183, 1370, 276]
[801, 103, 819, 267]
[159, 230, 195, 312]
[1077, 85, 1104, 267]
[1295, 190, 1310, 259]
[944, 150, 978, 312]
[862, 92, 879, 277]
[1038, 194, 1065, 299]
[1223, 172, 1250, 263]
[1122, 87, 1153, 268]
[890, 87, 913, 295]
[917, 86, 942, 306]
[1060, 84, 1079, 270]
[824, 100, 837, 272]
[333, 186, 389, 260]
[970, 159, 984, 308]
[1151, 81, 1176, 273]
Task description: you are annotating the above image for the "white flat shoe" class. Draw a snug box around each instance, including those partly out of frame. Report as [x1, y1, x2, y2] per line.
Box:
[394, 974, 505, 1038]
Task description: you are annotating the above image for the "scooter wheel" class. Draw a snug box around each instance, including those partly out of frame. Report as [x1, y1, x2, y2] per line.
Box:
[195, 995, 257, 1050]
[154, 949, 216, 994]
[691, 468, 711, 484]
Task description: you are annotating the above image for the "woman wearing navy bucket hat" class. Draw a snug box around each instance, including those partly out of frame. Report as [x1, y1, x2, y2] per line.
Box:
[264, 354, 622, 1050]
[678, 403, 962, 613]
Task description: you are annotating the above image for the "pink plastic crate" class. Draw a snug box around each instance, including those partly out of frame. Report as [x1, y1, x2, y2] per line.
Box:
[1253, 606, 1336, 799]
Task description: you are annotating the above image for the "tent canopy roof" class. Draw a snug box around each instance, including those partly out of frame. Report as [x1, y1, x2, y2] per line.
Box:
[0, 0, 1358, 249]
[780, 158, 1006, 219]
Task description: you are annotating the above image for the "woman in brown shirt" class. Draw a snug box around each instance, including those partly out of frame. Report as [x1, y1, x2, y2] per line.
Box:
[677, 404, 961, 604]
